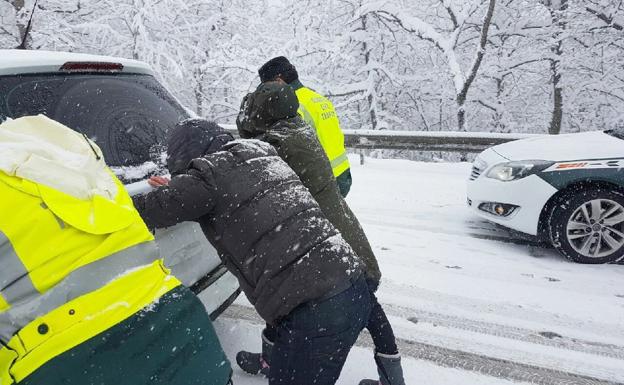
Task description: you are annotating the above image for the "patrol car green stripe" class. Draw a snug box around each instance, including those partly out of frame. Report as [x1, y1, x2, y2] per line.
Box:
[538, 168, 624, 190]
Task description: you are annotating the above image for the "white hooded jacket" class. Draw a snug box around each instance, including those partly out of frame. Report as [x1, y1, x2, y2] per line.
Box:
[0, 115, 117, 201]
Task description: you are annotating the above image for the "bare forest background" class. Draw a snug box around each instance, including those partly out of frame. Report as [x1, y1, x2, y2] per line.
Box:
[1, 0, 623, 135]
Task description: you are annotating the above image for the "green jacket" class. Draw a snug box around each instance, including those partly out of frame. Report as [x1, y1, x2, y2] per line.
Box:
[237, 82, 381, 287]
[20, 286, 231, 385]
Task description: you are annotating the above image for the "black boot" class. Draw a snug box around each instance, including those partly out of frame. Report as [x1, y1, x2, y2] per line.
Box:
[236, 330, 273, 376]
[359, 352, 406, 385]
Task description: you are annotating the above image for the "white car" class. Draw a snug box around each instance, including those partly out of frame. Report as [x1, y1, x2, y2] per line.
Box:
[0, 49, 240, 317]
[467, 130, 624, 264]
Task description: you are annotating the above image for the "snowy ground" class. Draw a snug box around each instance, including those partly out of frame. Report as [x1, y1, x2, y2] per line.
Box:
[213, 155, 624, 385]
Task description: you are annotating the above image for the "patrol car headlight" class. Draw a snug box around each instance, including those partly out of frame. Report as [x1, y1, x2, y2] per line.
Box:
[486, 161, 554, 182]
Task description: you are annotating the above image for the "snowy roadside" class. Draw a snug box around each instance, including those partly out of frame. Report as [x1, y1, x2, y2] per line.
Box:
[214, 155, 624, 384]
[215, 318, 528, 385]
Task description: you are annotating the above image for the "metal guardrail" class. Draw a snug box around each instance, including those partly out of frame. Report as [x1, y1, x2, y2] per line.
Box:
[340, 130, 541, 153]
[222, 125, 541, 153]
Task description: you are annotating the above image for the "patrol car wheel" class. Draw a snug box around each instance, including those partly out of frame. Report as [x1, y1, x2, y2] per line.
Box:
[548, 189, 624, 264]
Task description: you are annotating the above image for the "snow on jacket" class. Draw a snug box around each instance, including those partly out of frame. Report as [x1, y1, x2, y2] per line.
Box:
[132, 121, 362, 324]
[237, 83, 382, 288]
[0, 115, 116, 200]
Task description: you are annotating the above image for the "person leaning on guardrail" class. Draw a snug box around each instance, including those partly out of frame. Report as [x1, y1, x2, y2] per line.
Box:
[0, 115, 231, 385]
[236, 81, 406, 385]
[257, 56, 353, 197]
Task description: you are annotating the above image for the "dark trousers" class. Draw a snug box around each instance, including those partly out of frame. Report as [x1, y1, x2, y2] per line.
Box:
[367, 291, 399, 355]
[268, 276, 371, 385]
[264, 283, 398, 360]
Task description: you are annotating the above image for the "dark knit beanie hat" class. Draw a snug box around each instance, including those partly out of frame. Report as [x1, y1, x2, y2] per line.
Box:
[167, 118, 233, 175]
[258, 56, 299, 84]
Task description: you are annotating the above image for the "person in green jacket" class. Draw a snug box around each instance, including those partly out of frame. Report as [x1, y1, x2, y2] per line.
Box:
[235, 82, 405, 385]
[258, 56, 353, 197]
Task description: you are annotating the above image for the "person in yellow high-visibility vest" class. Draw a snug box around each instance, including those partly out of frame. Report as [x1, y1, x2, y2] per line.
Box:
[258, 57, 352, 197]
[0, 115, 230, 385]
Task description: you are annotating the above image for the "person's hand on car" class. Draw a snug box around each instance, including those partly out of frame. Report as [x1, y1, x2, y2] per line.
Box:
[148, 175, 170, 187]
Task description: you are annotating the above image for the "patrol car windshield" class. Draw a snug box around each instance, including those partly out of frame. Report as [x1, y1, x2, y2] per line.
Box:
[0, 73, 189, 169]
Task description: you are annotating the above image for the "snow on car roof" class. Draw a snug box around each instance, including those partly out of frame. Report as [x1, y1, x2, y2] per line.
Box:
[0, 49, 153, 76]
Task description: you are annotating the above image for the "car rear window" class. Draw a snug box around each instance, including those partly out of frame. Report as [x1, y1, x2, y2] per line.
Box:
[0, 73, 190, 175]
[605, 128, 624, 140]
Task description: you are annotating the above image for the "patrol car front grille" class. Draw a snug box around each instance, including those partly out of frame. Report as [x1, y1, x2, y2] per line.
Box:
[469, 158, 488, 181]
[469, 166, 482, 181]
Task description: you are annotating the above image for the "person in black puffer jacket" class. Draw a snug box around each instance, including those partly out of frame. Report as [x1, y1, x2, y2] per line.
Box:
[132, 119, 371, 385]
[236, 83, 405, 385]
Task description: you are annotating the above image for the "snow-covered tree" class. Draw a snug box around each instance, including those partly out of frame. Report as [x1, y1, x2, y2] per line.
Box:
[1, 0, 622, 136]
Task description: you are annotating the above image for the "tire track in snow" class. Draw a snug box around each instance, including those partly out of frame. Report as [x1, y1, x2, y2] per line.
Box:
[380, 280, 624, 344]
[363, 216, 546, 247]
[381, 302, 624, 360]
[358, 334, 624, 385]
[222, 304, 623, 385]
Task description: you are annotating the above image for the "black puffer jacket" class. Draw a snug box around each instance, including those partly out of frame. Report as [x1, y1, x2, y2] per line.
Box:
[133, 120, 362, 324]
[237, 83, 382, 287]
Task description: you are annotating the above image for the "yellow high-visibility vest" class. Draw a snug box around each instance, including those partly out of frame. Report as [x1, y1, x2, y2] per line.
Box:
[0, 168, 179, 384]
[293, 81, 350, 177]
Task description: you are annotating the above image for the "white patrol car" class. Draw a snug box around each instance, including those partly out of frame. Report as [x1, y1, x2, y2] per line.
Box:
[467, 129, 624, 264]
[0, 49, 240, 317]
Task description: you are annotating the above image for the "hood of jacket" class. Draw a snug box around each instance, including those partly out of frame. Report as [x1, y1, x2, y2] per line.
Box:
[237, 82, 299, 139]
[0, 115, 141, 235]
[0, 115, 117, 201]
[167, 119, 234, 175]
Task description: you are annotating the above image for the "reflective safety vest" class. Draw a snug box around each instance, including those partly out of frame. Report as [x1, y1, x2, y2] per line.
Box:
[292, 81, 350, 177]
[0, 170, 180, 384]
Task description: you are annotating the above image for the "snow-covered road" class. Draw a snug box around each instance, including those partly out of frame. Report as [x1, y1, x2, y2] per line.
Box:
[214, 156, 624, 384]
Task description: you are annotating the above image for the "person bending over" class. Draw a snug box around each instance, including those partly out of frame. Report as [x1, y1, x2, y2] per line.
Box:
[133, 119, 371, 385]
[236, 81, 406, 385]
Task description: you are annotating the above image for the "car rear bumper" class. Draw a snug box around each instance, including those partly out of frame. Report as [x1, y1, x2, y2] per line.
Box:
[193, 266, 241, 320]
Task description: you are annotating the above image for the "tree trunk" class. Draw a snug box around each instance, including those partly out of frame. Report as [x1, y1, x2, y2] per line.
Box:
[194, 74, 204, 117]
[361, 15, 378, 130]
[367, 90, 378, 129]
[11, 1, 25, 34]
[494, 77, 506, 131]
[11, 0, 30, 49]
[549, 58, 563, 134]
[455, 0, 497, 132]
[132, 32, 140, 60]
[457, 102, 466, 131]
[545, 0, 567, 135]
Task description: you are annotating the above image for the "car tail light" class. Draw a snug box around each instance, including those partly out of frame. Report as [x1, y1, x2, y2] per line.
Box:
[60, 62, 124, 72]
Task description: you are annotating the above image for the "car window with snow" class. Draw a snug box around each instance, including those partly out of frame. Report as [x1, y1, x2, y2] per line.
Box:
[0, 73, 189, 181]
[605, 127, 624, 140]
